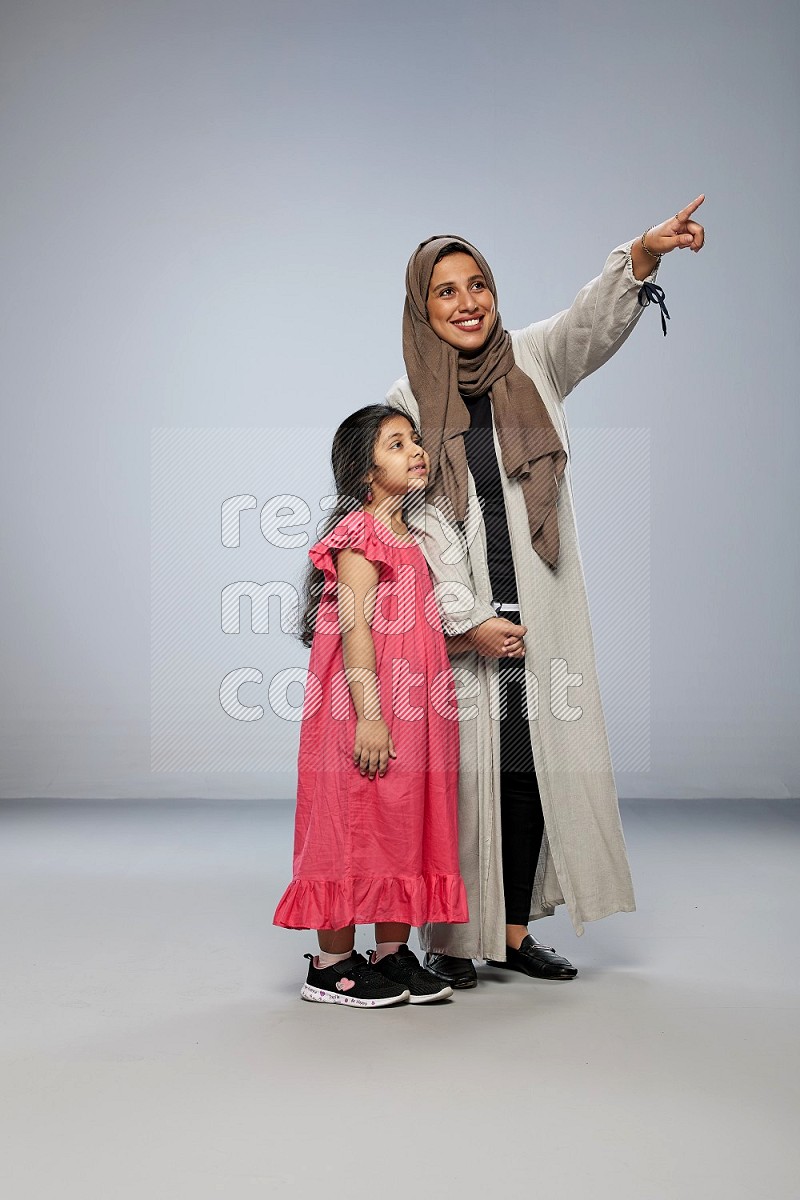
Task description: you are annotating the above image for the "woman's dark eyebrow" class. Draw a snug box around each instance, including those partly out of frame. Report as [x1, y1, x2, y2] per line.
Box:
[433, 274, 485, 291]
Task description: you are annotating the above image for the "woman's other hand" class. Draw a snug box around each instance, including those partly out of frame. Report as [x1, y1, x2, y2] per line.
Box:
[470, 617, 527, 658]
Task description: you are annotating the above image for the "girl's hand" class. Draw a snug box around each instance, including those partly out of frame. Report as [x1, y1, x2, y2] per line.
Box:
[645, 195, 706, 256]
[470, 617, 527, 659]
[353, 718, 397, 781]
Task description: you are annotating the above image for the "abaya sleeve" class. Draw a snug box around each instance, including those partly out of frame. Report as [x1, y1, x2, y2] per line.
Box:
[519, 241, 660, 401]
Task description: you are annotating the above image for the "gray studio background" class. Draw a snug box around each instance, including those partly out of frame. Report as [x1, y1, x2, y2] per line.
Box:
[1, 0, 797, 802]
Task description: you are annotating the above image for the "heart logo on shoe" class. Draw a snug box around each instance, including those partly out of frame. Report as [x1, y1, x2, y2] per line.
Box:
[335, 978, 355, 992]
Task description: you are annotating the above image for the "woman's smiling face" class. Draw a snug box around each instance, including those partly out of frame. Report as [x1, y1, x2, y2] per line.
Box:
[426, 252, 497, 353]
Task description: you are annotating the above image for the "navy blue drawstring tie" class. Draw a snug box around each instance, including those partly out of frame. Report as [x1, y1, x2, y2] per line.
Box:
[638, 281, 670, 336]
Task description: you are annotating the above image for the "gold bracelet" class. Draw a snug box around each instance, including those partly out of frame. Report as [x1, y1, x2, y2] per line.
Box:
[641, 227, 661, 261]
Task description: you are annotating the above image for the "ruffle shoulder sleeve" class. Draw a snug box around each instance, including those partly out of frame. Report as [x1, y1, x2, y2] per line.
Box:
[308, 511, 396, 587]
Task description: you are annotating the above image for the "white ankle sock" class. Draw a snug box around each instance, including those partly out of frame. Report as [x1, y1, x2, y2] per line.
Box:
[373, 941, 402, 963]
[316, 949, 353, 969]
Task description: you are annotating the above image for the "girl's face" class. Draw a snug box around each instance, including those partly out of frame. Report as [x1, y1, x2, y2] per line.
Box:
[426, 252, 497, 353]
[367, 415, 429, 501]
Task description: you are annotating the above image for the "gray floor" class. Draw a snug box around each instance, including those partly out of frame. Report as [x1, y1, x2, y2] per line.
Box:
[1, 799, 798, 1200]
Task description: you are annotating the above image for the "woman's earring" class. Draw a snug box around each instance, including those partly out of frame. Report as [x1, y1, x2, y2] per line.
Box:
[365, 487, 373, 503]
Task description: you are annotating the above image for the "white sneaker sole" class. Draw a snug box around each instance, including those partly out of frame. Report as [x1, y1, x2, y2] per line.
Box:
[408, 984, 453, 1004]
[300, 983, 410, 1008]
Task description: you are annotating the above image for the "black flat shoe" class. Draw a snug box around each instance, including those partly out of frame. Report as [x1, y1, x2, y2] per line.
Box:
[486, 934, 578, 980]
[423, 953, 478, 989]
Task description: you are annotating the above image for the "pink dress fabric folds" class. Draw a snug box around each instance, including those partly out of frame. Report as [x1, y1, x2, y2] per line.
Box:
[273, 510, 468, 930]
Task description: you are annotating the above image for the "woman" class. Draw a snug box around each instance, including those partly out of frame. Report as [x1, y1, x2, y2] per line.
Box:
[387, 198, 706, 988]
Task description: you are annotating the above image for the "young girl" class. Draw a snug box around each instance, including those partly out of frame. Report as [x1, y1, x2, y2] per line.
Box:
[273, 405, 469, 1006]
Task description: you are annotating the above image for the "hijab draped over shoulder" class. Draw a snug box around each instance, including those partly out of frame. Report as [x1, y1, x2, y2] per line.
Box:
[403, 234, 566, 569]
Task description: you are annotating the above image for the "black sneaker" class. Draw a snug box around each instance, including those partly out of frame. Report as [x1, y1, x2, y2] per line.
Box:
[300, 952, 410, 1008]
[369, 944, 453, 1004]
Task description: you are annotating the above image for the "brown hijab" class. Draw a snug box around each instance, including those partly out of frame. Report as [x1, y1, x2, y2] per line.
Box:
[403, 234, 566, 570]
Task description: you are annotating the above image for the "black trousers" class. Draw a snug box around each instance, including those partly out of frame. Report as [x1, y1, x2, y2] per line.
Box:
[498, 656, 544, 926]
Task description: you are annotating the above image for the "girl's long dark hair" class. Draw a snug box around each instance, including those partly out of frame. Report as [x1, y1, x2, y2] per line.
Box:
[298, 404, 419, 647]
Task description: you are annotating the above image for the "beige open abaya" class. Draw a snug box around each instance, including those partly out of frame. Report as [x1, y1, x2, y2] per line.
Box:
[387, 242, 657, 960]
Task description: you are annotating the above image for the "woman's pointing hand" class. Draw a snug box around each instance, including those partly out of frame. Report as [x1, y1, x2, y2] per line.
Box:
[646, 194, 706, 256]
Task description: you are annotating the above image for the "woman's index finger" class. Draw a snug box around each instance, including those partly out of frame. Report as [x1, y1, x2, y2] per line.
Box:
[678, 194, 705, 220]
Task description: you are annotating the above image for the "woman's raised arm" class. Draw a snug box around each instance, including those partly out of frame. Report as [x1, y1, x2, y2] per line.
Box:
[522, 195, 706, 400]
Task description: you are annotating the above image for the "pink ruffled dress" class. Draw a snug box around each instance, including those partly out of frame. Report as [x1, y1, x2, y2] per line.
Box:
[273, 510, 468, 930]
